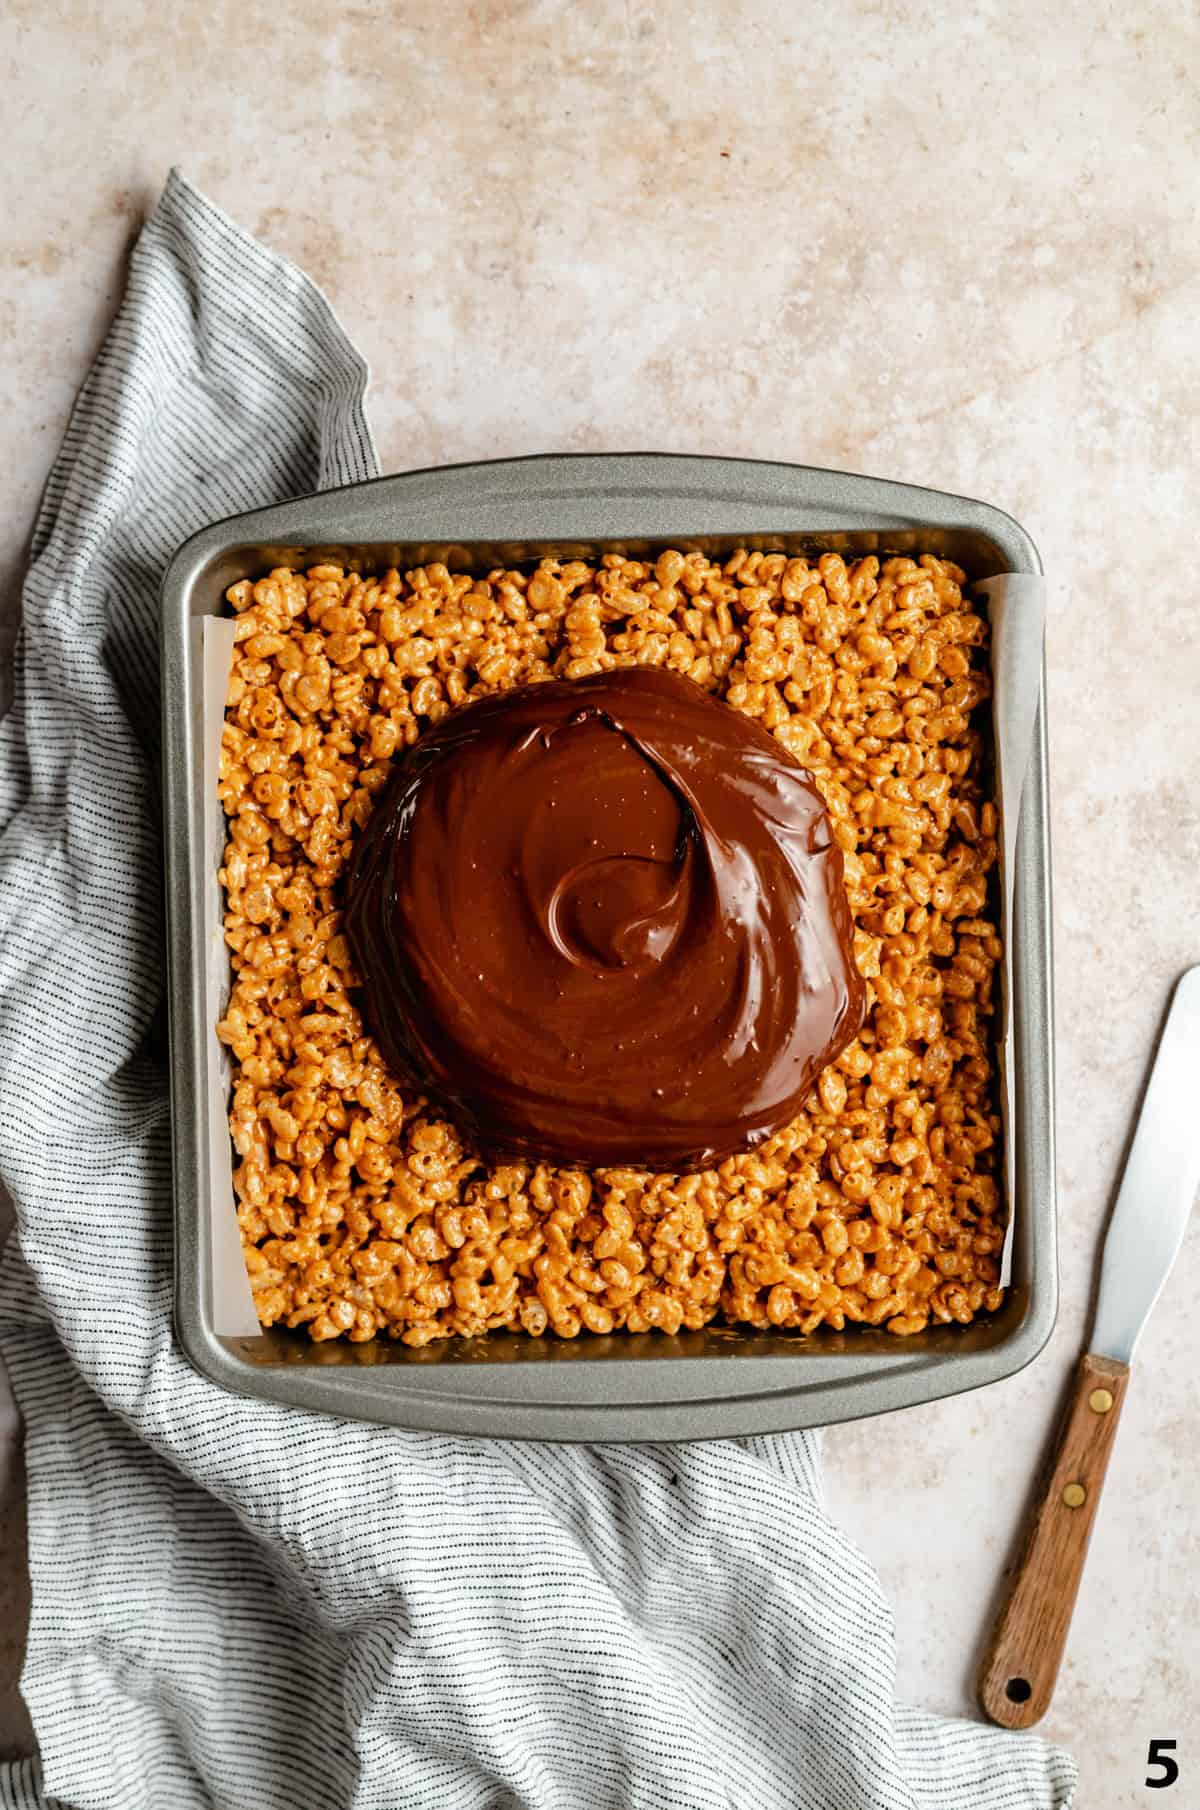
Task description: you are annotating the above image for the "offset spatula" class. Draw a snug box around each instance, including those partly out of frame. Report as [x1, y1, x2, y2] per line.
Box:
[979, 964, 1200, 1728]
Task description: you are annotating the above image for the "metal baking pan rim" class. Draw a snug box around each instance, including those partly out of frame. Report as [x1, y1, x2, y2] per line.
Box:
[162, 453, 1055, 1440]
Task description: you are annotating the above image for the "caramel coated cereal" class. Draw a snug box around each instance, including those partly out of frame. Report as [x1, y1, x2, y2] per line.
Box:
[218, 550, 1004, 1345]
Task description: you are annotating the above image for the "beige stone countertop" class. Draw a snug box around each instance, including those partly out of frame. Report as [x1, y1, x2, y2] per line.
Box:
[2, 2, 1198, 1804]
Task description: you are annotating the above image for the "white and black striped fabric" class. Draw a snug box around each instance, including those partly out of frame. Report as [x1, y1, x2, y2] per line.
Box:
[0, 170, 1077, 1810]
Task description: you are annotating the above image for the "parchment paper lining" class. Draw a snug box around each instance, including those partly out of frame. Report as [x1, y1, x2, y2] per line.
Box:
[200, 570, 1045, 1335]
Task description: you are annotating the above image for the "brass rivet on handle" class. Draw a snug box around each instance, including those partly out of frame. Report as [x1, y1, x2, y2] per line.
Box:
[1089, 1388, 1114, 1415]
[1062, 1482, 1087, 1509]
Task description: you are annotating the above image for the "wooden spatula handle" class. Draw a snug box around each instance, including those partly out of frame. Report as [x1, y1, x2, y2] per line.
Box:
[978, 1352, 1130, 1728]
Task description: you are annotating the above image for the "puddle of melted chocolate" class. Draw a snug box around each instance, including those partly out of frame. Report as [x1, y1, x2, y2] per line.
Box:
[345, 666, 866, 1171]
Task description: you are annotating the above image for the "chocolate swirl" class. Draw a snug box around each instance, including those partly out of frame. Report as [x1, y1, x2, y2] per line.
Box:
[345, 666, 865, 1171]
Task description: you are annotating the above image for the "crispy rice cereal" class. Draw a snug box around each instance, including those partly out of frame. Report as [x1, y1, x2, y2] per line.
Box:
[217, 550, 1005, 1345]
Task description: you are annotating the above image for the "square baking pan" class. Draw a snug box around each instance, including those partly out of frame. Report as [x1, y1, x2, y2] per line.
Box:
[162, 453, 1055, 1440]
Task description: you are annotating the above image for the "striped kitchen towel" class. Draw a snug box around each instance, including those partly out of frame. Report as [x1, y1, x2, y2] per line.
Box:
[0, 169, 1077, 1810]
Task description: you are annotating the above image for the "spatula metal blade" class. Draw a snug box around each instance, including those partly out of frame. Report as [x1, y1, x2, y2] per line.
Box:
[1091, 965, 1200, 1365]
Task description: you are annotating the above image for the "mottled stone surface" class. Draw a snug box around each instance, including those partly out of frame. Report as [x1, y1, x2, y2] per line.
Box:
[1, 0, 1197, 1797]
